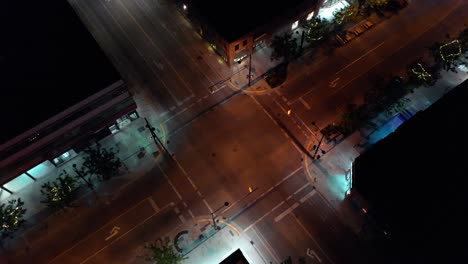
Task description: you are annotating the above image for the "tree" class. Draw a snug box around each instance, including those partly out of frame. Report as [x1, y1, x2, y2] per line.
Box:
[304, 17, 330, 45]
[333, 2, 359, 27]
[407, 59, 438, 87]
[142, 237, 187, 264]
[81, 143, 122, 181]
[0, 199, 26, 239]
[429, 40, 463, 72]
[365, 0, 389, 10]
[270, 32, 299, 63]
[41, 173, 78, 210]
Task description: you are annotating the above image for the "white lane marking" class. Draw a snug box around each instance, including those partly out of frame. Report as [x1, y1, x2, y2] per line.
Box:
[299, 189, 317, 203]
[49, 198, 151, 263]
[249, 96, 302, 155]
[250, 228, 281, 264]
[116, 0, 193, 95]
[299, 97, 311, 110]
[179, 214, 186, 223]
[335, 41, 385, 75]
[294, 183, 311, 195]
[274, 202, 299, 222]
[148, 197, 160, 212]
[243, 201, 285, 232]
[307, 248, 323, 263]
[188, 209, 195, 218]
[157, 165, 183, 200]
[292, 214, 335, 264]
[104, 226, 120, 241]
[80, 202, 175, 264]
[203, 199, 213, 212]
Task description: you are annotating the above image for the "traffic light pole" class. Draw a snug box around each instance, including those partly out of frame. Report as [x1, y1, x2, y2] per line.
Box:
[144, 118, 173, 160]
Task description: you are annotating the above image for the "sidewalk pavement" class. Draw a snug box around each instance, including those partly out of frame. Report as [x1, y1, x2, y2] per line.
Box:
[1, 117, 168, 255]
[171, 217, 265, 264]
[302, 60, 468, 236]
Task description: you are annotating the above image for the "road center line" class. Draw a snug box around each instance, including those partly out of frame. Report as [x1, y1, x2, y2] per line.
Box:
[292, 214, 335, 264]
[335, 41, 386, 75]
[49, 198, 155, 263]
[243, 201, 285, 232]
[148, 197, 160, 212]
[80, 202, 175, 264]
[299, 189, 317, 203]
[274, 202, 299, 222]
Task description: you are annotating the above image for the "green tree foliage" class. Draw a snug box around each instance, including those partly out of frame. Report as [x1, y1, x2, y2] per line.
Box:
[81, 144, 122, 181]
[365, 0, 389, 9]
[0, 199, 26, 239]
[41, 173, 78, 210]
[407, 59, 439, 87]
[304, 17, 330, 45]
[143, 237, 187, 264]
[333, 2, 359, 26]
[270, 32, 299, 63]
[429, 40, 463, 72]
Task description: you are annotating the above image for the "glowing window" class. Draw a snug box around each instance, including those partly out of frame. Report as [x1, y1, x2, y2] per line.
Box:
[307, 12, 314, 20]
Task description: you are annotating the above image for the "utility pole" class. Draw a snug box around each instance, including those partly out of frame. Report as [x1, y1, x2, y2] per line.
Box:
[312, 134, 325, 160]
[144, 117, 173, 160]
[211, 201, 229, 230]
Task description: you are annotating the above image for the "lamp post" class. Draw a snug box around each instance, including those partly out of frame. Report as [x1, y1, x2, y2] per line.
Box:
[310, 121, 325, 160]
[73, 164, 93, 189]
[211, 201, 229, 230]
[144, 117, 173, 160]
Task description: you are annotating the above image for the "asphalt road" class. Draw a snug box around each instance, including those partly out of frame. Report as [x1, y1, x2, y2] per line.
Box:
[257, 0, 468, 147]
[8, 0, 465, 263]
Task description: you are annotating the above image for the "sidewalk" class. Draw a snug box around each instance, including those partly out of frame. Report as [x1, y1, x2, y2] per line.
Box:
[302, 60, 468, 236]
[1, 117, 168, 257]
[171, 217, 265, 264]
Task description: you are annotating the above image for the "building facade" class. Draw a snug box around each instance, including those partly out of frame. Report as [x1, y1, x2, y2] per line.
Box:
[0, 80, 138, 196]
[178, 0, 325, 66]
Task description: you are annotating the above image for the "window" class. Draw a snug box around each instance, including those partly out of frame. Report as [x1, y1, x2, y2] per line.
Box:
[243, 40, 247, 46]
[307, 11, 314, 20]
[234, 44, 239, 51]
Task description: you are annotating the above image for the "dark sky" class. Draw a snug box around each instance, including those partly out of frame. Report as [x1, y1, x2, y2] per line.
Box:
[0, 0, 120, 145]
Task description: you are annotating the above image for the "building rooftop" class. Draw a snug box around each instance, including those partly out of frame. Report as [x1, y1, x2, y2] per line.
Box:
[189, 0, 310, 42]
[352, 80, 467, 263]
[0, 0, 121, 145]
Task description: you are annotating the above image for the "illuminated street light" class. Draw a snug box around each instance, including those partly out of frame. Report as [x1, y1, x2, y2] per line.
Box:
[291, 20, 299, 30]
[182, 4, 187, 10]
[287, 109, 292, 115]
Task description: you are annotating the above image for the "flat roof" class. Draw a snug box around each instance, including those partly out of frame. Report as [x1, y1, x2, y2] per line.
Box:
[0, 0, 121, 145]
[189, 0, 310, 42]
[353, 80, 467, 262]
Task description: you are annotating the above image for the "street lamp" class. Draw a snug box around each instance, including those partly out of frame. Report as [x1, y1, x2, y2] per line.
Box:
[211, 201, 229, 230]
[144, 117, 173, 160]
[310, 121, 325, 160]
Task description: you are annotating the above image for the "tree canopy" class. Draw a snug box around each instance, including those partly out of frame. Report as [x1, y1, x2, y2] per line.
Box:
[81, 144, 122, 181]
[0, 199, 26, 239]
[270, 32, 298, 63]
[41, 173, 78, 210]
[142, 238, 187, 264]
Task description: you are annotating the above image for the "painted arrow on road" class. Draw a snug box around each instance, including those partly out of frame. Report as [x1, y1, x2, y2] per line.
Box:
[307, 248, 322, 263]
[105, 226, 121, 241]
